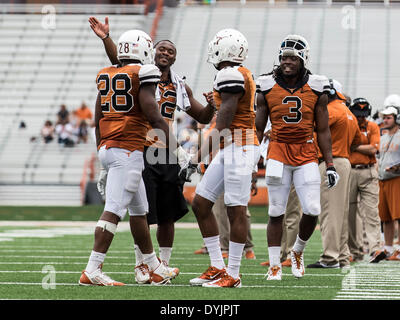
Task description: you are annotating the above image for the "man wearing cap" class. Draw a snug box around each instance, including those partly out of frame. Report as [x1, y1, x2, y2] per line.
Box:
[347, 98, 381, 262]
[372, 106, 400, 262]
[307, 79, 362, 269]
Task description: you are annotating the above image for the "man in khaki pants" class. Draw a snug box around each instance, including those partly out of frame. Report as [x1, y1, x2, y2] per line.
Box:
[348, 98, 381, 261]
[307, 80, 362, 269]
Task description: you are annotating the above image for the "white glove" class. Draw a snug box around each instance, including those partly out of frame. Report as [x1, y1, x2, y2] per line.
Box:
[326, 166, 340, 189]
[97, 167, 108, 196]
[174, 146, 198, 182]
[173, 146, 191, 168]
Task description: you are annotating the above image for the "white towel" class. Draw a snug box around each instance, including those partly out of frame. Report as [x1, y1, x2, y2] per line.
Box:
[260, 120, 272, 165]
[170, 69, 191, 112]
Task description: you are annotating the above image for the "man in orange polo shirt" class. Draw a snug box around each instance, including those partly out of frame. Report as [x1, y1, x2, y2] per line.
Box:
[307, 79, 362, 269]
[74, 102, 93, 124]
[347, 98, 381, 262]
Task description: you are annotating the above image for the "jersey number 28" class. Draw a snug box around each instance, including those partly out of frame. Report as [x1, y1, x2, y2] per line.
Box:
[97, 73, 134, 112]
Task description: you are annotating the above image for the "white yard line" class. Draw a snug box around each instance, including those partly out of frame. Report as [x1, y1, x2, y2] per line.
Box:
[0, 221, 267, 229]
[335, 261, 400, 300]
[0, 269, 344, 277]
[0, 281, 336, 289]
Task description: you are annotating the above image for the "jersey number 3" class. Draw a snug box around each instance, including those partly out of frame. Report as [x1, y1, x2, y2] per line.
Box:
[97, 73, 134, 112]
[282, 96, 302, 124]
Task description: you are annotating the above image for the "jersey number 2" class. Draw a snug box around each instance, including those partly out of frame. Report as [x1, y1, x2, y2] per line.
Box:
[282, 96, 302, 124]
[97, 73, 134, 112]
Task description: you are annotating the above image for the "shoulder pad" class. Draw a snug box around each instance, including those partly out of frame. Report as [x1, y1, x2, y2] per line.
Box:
[214, 66, 245, 92]
[308, 74, 330, 94]
[139, 64, 161, 85]
[256, 74, 275, 94]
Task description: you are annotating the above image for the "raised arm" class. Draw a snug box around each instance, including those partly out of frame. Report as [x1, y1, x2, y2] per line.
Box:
[88, 16, 119, 65]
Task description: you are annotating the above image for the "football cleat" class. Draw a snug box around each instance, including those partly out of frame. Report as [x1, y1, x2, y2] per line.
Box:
[161, 260, 179, 278]
[194, 247, 208, 255]
[386, 249, 400, 261]
[202, 272, 241, 288]
[79, 264, 124, 286]
[266, 265, 282, 281]
[369, 250, 388, 263]
[260, 258, 291, 267]
[150, 260, 179, 286]
[189, 266, 226, 286]
[134, 263, 151, 284]
[306, 261, 340, 268]
[244, 249, 256, 260]
[260, 260, 270, 266]
[222, 250, 229, 259]
[290, 250, 305, 278]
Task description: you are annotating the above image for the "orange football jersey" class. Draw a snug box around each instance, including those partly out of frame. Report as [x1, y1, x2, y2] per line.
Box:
[213, 66, 259, 147]
[257, 73, 329, 166]
[96, 63, 160, 152]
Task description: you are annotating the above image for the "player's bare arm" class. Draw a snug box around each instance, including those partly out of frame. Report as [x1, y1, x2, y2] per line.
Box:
[139, 83, 178, 150]
[255, 92, 269, 144]
[314, 94, 333, 165]
[185, 85, 215, 124]
[88, 16, 119, 65]
[195, 91, 240, 163]
[94, 92, 104, 148]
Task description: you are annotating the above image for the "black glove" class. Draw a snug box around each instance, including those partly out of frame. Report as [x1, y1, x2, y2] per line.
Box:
[179, 160, 199, 182]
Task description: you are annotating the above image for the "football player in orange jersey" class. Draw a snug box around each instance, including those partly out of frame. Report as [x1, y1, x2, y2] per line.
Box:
[255, 35, 339, 280]
[188, 29, 260, 288]
[88, 17, 216, 283]
[80, 30, 186, 286]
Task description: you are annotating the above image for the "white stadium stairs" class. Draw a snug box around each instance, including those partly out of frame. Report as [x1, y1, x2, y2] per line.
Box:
[1, 2, 399, 206]
[0, 4, 148, 206]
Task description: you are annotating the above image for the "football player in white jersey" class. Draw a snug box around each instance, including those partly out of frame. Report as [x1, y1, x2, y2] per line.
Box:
[188, 29, 260, 288]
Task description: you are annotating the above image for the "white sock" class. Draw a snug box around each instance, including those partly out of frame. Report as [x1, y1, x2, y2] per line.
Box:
[143, 252, 160, 271]
[227, 241, 245, 279]
[292, 235, 307, 253]
[204, 235, 225, 270]
[384, 245, 394, 254]
[86, 251, 106, 273]
[159, 247, 172, 265]
[268, 246, 281, 267]
[134, 244, 143, 266]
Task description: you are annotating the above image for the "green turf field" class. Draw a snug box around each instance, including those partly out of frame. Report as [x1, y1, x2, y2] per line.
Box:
[0, 206, 399, 302]
[0, 224, 345, 300]
[0, 205, 269, 223]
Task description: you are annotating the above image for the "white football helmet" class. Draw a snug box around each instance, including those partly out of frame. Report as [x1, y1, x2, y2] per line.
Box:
[279, 34, 310, 66]
[383, 94, 400, 109]
[117, 30, 155, 65]
[207, 28, 248, 68]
